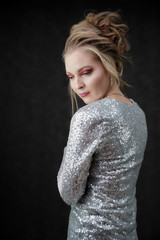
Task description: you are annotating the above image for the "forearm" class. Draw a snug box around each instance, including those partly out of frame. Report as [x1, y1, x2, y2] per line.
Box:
[57, 146, 91, 205]
[57, 147, 66, 195]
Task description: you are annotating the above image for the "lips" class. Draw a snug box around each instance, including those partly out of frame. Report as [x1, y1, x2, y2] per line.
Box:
[79, 92, 90, 97]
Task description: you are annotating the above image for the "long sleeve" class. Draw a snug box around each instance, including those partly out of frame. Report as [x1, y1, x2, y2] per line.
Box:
[57, 109, 102, 205]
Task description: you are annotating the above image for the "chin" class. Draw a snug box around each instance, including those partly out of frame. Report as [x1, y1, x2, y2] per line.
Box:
[83, 98, 99, 105]
[82, 99, 92, 105]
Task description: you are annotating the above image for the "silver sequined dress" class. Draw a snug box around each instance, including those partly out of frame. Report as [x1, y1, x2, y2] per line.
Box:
[57, 98, 147, 240]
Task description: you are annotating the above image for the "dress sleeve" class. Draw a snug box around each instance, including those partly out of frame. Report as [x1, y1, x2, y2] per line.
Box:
[57, 109, 102, 205]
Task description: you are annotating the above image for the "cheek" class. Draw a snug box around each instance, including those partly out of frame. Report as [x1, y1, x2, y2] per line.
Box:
[91, 74, 109, 92]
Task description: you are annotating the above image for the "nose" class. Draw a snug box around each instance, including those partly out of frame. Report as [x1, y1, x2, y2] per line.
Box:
[75, 77, 84, 90]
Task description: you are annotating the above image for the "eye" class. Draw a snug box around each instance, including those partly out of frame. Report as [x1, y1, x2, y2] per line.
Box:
[68, 76, 74, 80]
[67, 74, 74, 80]
[81, 68, 93, 76]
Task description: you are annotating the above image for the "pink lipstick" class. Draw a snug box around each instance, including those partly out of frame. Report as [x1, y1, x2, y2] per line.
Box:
[79, 92, 90, 97]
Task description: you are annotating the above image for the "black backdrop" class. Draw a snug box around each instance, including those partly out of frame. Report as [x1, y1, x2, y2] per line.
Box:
[1, 1, 160, 239]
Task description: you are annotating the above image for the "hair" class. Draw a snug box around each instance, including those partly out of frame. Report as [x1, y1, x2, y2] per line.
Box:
[63, 10, 131, 113]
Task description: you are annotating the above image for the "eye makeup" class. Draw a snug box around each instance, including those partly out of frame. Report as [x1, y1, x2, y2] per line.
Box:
[80, 68, 93, 76]
[66, 67, 93, 79]
[67, 73, 74, 79]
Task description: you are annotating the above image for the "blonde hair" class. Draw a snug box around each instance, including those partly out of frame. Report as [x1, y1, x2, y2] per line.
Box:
[63, 11, 131, 113]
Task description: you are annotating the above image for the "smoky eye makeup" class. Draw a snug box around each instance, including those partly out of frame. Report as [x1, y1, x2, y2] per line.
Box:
[66, 73, 74, 80]
[66, 67, 93, 80]
[80, 68, 93, 76]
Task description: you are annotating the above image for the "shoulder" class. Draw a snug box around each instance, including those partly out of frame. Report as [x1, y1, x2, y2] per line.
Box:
[72, 98, 121, 122]
[70, 99, 115, 133]
[72, 99, 105, 125]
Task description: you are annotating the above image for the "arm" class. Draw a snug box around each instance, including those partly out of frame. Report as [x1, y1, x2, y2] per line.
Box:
[57, 109, 101, 205]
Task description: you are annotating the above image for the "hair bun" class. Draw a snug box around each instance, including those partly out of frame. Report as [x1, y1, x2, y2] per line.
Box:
[86, 11, 130, 57]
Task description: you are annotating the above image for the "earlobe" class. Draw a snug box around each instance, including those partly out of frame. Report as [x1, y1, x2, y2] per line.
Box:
[110, 76, 113, 87]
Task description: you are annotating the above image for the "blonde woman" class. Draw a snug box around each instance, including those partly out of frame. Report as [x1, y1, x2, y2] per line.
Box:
[57, 11, 147, 240]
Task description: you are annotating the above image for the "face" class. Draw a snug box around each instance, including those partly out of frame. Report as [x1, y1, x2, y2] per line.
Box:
[65, 48, 110, 104]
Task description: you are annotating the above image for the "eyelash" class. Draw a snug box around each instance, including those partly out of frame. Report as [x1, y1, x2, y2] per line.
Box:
[81, 68, 93, 76]
[68, 76, 74, 80]
[67, 68, 93, 80]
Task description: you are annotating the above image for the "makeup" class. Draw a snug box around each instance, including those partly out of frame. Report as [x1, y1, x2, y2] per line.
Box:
[80, 68, 93, 76]
[79, 92, 90, 97]
[67, 73, 74, 79]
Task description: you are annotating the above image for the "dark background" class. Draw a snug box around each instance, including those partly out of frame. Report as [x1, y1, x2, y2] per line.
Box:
[1, 1, 160, 239]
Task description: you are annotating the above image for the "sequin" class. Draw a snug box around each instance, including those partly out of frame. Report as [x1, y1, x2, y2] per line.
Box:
[57, 98, 147, 240]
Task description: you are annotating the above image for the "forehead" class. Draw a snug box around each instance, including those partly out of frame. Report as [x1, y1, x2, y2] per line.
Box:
[65, 48, 97, 73]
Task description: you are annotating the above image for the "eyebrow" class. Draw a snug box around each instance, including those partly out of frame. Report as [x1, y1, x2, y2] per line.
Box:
[66, 66, 93, 75]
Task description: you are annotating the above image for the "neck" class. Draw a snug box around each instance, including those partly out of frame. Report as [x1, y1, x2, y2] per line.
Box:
[105, 84, 123, 97]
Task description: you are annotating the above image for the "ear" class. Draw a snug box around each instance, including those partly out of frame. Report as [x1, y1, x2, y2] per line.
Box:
[110, 76, 113, 86]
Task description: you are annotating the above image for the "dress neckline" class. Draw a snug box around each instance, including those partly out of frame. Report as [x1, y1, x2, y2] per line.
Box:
[106, 97, 134, 105]
[96, 97, 135, 106]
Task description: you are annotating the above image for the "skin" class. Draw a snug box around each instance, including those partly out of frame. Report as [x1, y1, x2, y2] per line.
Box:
[65, 48, 132, 105]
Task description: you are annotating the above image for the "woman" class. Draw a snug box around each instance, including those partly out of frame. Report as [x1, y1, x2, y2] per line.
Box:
[57, 11, 147, 240]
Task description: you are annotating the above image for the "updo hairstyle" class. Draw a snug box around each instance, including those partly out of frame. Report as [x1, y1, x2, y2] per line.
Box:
[63, 11, 131, 112]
